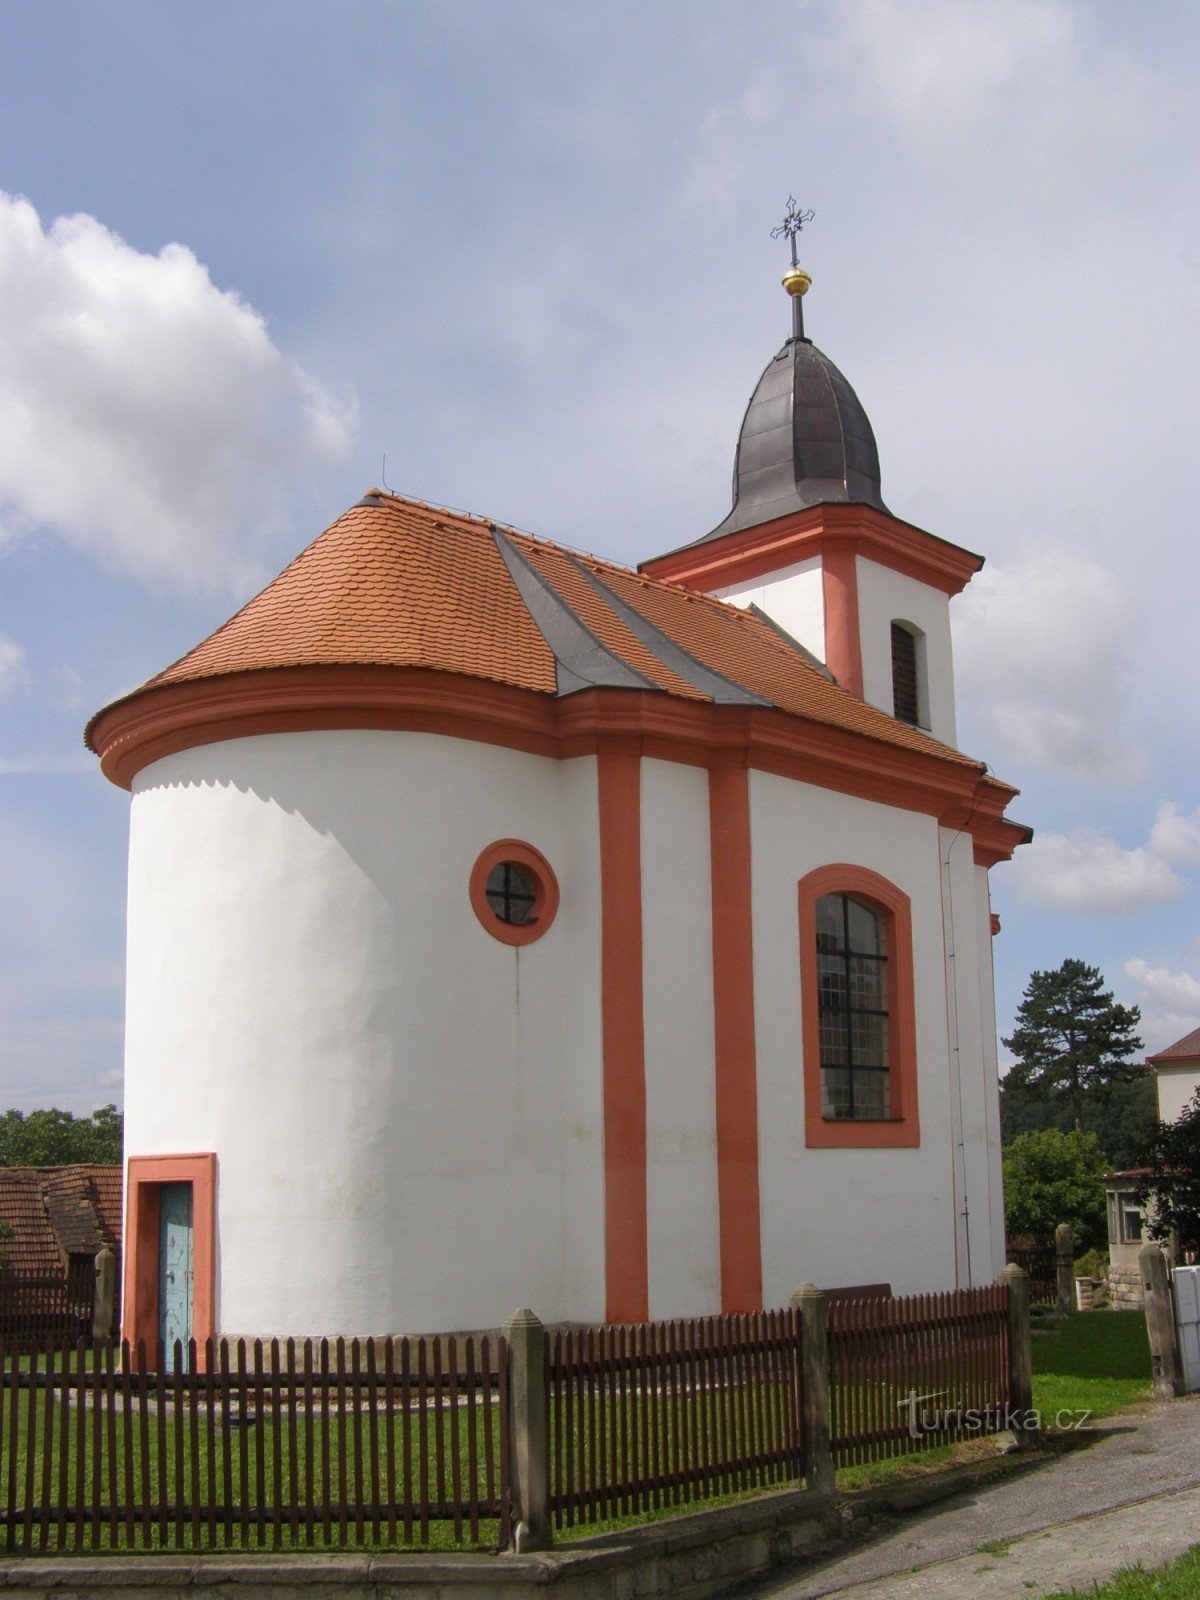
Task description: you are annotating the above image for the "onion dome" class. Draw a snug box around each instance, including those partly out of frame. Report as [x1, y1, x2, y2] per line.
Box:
[705, 335, 888, 542]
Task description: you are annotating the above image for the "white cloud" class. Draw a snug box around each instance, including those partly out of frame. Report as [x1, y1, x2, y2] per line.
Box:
[1123, 957, 1200, 1049]
[834, 0, 1073, 134]
[1148, 802, 1200, 867]
[0, 191, 355, 592]
[1012, 827, 1183, 914]
[953, 548, 1143, 785]
[824, 0, 1163, 197]
[0, 633, 24, 696]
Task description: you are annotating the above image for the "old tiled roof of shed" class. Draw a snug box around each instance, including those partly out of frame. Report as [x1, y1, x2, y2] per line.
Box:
[0, 1167, 122, 1279]
[89, 491, 981, 772]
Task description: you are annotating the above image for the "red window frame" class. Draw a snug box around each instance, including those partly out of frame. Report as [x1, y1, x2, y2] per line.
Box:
[798, 864, 920, 1148]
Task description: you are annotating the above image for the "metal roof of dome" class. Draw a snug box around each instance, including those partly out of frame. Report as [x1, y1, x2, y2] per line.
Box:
[703, 333, 888, 544]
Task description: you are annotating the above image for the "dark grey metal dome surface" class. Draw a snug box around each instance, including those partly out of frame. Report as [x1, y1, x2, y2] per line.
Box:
[703, 336, 887, 543]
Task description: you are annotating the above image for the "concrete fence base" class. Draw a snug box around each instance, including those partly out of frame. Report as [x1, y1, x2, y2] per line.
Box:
[0, 1446, 1048, 1600]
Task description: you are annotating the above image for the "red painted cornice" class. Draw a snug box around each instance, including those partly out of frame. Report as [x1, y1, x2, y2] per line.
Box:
[640, 503, 984, 597]
[87, 664, 1029, 865]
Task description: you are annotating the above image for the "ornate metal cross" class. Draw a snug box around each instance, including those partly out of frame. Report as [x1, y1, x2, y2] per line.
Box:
[771, 197, 814, 267]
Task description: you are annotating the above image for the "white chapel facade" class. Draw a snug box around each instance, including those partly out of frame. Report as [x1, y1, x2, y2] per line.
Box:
[88, 254, 1030, 1352]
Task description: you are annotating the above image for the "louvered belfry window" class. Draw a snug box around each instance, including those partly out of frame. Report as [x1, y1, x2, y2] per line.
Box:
[891, 623, 920, 725]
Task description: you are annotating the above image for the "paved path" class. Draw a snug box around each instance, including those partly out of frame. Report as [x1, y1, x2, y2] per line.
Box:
[732, 1394, 1200, 1599]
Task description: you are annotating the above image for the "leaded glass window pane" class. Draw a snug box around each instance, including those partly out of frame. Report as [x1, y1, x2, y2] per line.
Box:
[854, 1070, 890, 1120]
[851, 1012, 889, 1067]
[485, 862, 537, 925]
[849, 954, 887, 1010]
[816, 891, 891, 1120]
[816, 896, 842, 951]
[821, 1067, 851, 1118]
[846, 896, 885, 956]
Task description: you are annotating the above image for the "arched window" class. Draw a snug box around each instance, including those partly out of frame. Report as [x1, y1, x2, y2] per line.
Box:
[891, 622, 920, 725]
[798, 865, 920, 1149]
[816, 892, 890, 1119]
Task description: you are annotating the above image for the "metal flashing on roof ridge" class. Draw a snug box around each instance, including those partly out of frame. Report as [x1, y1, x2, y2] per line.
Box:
[490, 526, 661, 698]
[747, 603, 835, 681]
[570, 558, 770, 708]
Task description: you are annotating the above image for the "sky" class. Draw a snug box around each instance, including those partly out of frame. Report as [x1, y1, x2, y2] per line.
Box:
[0, 0, 1197, 1114]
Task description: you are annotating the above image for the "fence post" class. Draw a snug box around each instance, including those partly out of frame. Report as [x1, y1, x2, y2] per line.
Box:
[789, 1282, 835, 1495]
[997, 1263, 1036, 1448]
[1054, 1224, 1074, 1314]
[92, 1246, 116, 1341]
[503, 1308, 551, 1551]
[1139, 1244, 1185, 1398]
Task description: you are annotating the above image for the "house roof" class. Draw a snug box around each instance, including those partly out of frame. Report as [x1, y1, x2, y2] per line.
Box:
[88, 490, 981, 769]
[0, 1166, 122, 1279]
[1148, 1025, 1200, 1064]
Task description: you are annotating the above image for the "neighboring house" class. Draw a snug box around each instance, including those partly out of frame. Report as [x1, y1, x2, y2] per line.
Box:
[86, 262, 1030, 1351]
[1149, 1026, 1200, 1123]
[1103, 1025, 1200, 1306]
[0, 1165, 122, 1337]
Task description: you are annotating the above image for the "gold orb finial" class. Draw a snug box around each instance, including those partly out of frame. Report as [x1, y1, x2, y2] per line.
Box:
[782, 265, 812, 298]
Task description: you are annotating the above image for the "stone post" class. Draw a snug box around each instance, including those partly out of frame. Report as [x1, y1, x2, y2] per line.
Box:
[1055, 1224, 1075, 1315]
[503, 1309, 551, 1551]
[997, 1263, 1036, 1448]
[1139, 1244, 1185, 1398]
[92, 1246, 116, 1342]
[789, 1282, 835, 1495]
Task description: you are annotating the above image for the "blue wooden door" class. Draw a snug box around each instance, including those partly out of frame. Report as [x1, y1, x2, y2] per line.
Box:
[158, 1182, 193, 1369]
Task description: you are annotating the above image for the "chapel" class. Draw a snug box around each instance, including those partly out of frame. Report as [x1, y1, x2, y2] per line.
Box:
[88, 228, 1029, 1349]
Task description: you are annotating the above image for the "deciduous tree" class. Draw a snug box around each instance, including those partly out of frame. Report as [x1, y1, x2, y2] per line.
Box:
[1140, 1088, 1200, 1256]
[1003, 1128, 1109, 1249]
[0, 1105, 123, 1166]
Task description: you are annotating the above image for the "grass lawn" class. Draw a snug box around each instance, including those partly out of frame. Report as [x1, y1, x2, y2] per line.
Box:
[1040, 1543, 1200, 1599]
[1030, 1311, 1152, 1427]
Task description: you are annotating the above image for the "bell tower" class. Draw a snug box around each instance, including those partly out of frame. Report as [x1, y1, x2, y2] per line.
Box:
[640, 203, 981, 749]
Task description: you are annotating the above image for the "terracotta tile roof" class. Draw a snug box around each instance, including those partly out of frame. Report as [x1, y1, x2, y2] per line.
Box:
[0, 1167, 122, 1280]
[1150, 1026, 1200, 1062]
[0, 1168, 59, 1278]
[96, 491, 985, 775]
[150, 497, 558, 696]
[576, 554, 978, 766]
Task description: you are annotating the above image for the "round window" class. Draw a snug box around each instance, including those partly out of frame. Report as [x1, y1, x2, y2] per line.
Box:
[470, 840, 559, 946]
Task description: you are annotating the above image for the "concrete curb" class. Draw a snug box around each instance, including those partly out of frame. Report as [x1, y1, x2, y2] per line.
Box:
[0, 1447, 1049, 1600]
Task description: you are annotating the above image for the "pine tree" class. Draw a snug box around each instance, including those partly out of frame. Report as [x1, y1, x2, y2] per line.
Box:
[1002, 960, 1143, 1135]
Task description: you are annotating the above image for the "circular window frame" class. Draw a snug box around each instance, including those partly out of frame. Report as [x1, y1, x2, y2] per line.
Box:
[469, 840, 560, 946]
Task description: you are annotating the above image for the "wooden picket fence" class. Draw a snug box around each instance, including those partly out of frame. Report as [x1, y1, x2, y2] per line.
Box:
[0, 1334, 508, 1554]
[1, 1283, 1018, 1555]
[827, 1286, 1011, 1465]
[546, 1310, 805, 1530]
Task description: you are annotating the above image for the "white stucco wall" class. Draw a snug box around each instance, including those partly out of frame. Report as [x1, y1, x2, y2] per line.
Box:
[640, 759, 721, 1316]
[975, 866, 1007, 1280]
[856, 557, 958, 747]
[123, 720, 1007, 1333]
[1156, 1063, 1200, 1124]
[124, 730, 605, 1336]
[936, 827, 1006, 1287]
[712, 557, 826, 663]
[749, 772, 1003, 1300]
